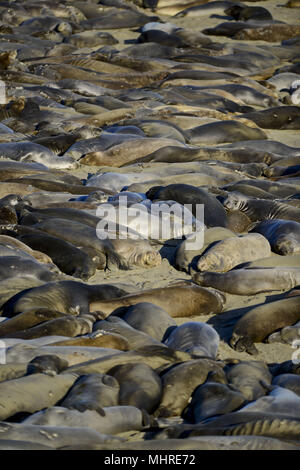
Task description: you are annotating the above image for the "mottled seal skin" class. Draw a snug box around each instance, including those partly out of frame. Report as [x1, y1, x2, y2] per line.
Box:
[0, 372, 78, 421]
[115, 302, 177, 342]
[1, 315, 93, 340]
[192, 268, 300, 295]
[107, 363, 162, 413]
[89, 283, 225, 318]
[235, 24, 300, 42]
[227, 361, 273, 403]
[240, 105, 300, 129]
[1, 281, 128, 317]
[251, 219, 300, 255]
[223, 192, 300, 223]
[230, 296, 300, 354]
[226, 210, 253, 233]
[197, 233, 271, 273]
[60, 373, 120, 412]
[186, 381, 246, 423]
[156, 358, 226, 418]
[163, 322, 220, 359]
[146, 183, 227, 228]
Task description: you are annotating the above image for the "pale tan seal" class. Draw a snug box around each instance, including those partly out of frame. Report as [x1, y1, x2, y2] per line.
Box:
[197, 233, 271, 272]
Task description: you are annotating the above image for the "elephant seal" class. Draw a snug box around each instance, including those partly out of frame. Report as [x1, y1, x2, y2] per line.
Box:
[0, 206, 17, 224]
[0, 142, 77, 169]
[225, 361, 272, 401]
[50, 331, 130, 351]
[186, 381, 246, 423]
[15, 232, 100, 280]
[131, 146, 278, 165]
[230, 295, 300, 354]
[251, 219, 300, 255]
[107, 362, 162, 413]
[240, 105, 300, 130]
[237, 254, 300, 269]
[163, 322, 220, 359]
[23, 405, 151, 436]
[159, 411, 300, 441]
[26, 355, 69, 376]
[235, 24, 300, 42]
[240, 386, 300, 417]
[272, 374, 300, 396]
[115, 302, 177, 342]
[0, 256, 60, 283]
[175, 227, 236, 273]
[67, 345, 192, 377]
[225, 5, 273, 21]
[0, 235, 53, 265]
[0, 422, 121, 449]
[268, 321, 300, 345]
[80, 137, 186, 167]
[89, 282, 225, 318]
[185, 120, 267, 145]
[223, 192, 300, 223]
[146, 183, 227, 228]
[93, 316, 163, 350]
[0, 309, 71, 338]
[1, 314, 94, 340]
[155, 358, 226, 418]
[0, 372, 78, 421]
[70, 435, 299, 450]
[192, 268, 300, 295]
[32, 218, 161, 270]
[1, 281, 129, 317]
[196, 233, 271, 272]
[60, 373, 120, 412]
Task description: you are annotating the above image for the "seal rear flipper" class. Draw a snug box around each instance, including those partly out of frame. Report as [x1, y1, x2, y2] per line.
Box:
[141, 408, 158, 429]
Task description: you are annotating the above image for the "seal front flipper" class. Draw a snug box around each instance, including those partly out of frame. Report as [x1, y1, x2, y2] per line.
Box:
[230, 334, 259, 355]
[105, 251, 130, 271]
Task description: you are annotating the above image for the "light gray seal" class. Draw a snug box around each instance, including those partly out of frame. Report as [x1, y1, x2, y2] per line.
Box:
[251, 219, 300, 255]
[163, 322, 220, 359]
[60, 373, 120, 412]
